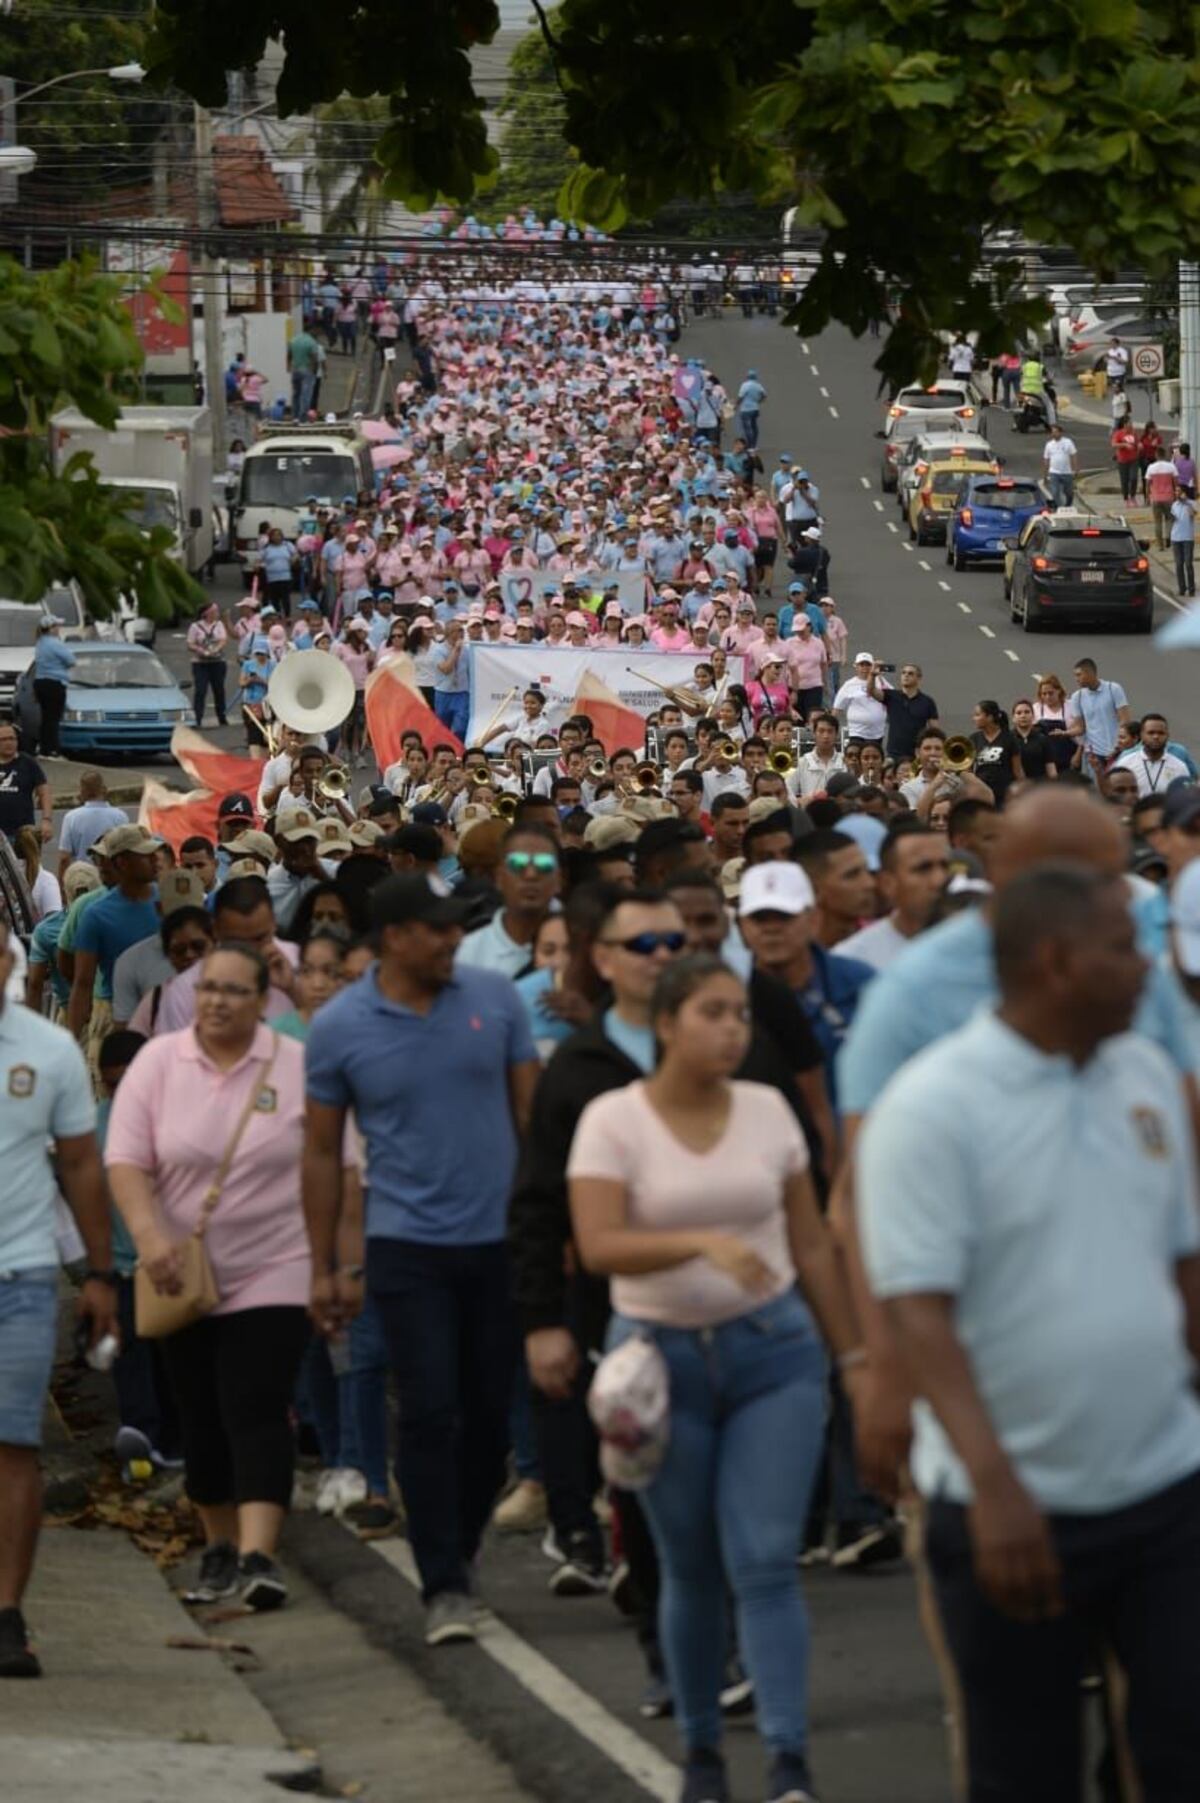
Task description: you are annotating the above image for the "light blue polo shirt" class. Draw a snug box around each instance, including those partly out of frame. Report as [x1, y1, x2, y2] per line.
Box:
[305, 965, 536, 1244]
[858, 1011, 1200, 1513]
[456, 912, 534, 980]
[0, 1005, 96, 1271]
[838, 905, 1197, 1116]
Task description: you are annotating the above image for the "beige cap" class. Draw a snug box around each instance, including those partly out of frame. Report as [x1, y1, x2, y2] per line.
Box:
[225, 857, 267, 880]
[106, 824, 162, 857]
[720, 856, 746, 900]
[63, 860, 102, 903]
[747, 795, 790, 826]
[583, 814, 641, 852]
[348, 819, 384, 848]
[619, 794, 669, 823]
[157, 868, 206, 916]
[278, 807, 322, 843]
[223, 829, 276, 864]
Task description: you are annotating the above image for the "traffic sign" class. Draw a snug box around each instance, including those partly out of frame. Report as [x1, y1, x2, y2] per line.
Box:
[1131, 343, 1164, 379]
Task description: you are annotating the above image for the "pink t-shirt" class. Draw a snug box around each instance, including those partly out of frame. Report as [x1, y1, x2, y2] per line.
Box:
[567, 1080, 808, 1328]
[104, 1024, 311, 1314]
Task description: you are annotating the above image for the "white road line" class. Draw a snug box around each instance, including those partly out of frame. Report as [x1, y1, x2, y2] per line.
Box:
[860, 476, 871, 490]
[809, 363, 819, 376]
[938, 579, 952, 591]
[1154, 583, 1187, 615]
[979, 625, 996, 639]
[957, 601, 972, 614]
[887, 521, 898, 533]
[1004, 649, 1021, 662]
[901, 540, 912, 552]
[819, 386, 830, 399]
[800, 341, 810, 354]
[362, 1536, 678, 1801]
[918, 558, 931, 571]
[828, 405, 839, 419]
[873, 499, 884, 512]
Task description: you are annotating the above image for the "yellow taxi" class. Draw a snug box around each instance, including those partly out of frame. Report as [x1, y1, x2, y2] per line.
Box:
[907, 450, 999, 545]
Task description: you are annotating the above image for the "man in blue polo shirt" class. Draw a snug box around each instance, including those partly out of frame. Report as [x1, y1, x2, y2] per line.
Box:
[304, 873, 539, 1648]
[67, 824, 160, 1053]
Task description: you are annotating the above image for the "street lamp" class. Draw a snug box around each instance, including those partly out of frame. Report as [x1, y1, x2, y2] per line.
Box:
[16, 63, 146, 105]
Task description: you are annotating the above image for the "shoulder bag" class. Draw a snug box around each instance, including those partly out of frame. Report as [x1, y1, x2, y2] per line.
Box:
[134, 1039, 279, 1339]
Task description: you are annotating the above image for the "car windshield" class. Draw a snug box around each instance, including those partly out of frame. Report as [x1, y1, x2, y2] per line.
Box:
[931, 468, 986, 494]
[1046, 531, 1138, 562]
[70, 653, 175, 690]
[241, 452, 358, 507]
[972, 484, 1042, 511]
[105, 486, 180, 534]
[891, 411, 960, 441]
[0, 610, 42, 648]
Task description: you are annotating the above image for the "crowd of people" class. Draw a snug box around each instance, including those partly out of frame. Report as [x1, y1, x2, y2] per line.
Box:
[2, 276, 1200, 1803]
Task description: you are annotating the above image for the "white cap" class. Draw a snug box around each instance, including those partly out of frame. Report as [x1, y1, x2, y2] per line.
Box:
[1170, 861, 1200, 975]
[854, 650, 874, 664]
[738, 861, 815, 917]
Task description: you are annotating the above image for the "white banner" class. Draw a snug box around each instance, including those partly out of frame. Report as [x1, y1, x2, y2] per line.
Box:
[496, 566, 648, 616]
[465, 644, 745, 744]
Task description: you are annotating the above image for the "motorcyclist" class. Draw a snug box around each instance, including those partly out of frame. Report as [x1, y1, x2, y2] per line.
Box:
[1017, 354, 1057, 428]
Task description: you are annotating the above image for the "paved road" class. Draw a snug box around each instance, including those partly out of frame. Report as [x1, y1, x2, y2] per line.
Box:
[687, 315, 1197, 743]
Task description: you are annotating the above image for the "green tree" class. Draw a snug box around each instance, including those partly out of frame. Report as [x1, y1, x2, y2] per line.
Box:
[481, 11, 576, 225]
[0, 256, 204, 622]
[308, 96, 391, 239]
[145, 0, 1200, 375]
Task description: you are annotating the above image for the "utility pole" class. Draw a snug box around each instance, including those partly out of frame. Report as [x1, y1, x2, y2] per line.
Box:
[1180, 260, 1200, 462]
[193, 103, 227, 474]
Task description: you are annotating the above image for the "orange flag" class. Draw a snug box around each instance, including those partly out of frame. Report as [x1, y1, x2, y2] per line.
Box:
[139, 779, 224, 857]
[574, 669, 645, 758]
[170, 726, 262, 805]
[365, 660, 464, 771]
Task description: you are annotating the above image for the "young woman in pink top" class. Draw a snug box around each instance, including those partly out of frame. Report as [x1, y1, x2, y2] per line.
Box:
[747, 493, 783, 595]
[568, 956, 865, 1803]
[106, 945, 351, 1614]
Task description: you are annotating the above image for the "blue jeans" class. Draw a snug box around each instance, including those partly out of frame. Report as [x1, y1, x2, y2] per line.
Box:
[609, 1291, 828, 1757]
[434, 689, 469, 742]
[291, 369, 317, 418]
[338, 1295, 390, 1499]
[737, 410, 760, 448]
[1048, 472, 1074, 508]
[368, 1237, 516, 1600]
[0, 1265, 58, 1447]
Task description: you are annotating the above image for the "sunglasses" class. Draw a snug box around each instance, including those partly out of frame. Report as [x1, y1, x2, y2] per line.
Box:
[505, 852, 558, 875]
[600, 931, 686, 956]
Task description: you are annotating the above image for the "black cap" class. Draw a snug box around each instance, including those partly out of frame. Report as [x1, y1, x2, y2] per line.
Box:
[825, 772, 862, 800]
[1162, 784, 1200, 829]
[217, 793, 254, 819]
[368, 872, 470, 929]
[378, 824, 443, 861]
[412, 801, 449, 827]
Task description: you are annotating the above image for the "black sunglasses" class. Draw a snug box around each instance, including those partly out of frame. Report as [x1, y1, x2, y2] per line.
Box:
[599, 931, 686, 956]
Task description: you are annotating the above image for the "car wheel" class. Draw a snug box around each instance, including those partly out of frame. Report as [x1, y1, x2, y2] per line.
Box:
[1020, 591, 1040, 632]
[1133, 607, 1154, 634]
[953, 545, 967, 572]
[908, 519, 917, 541]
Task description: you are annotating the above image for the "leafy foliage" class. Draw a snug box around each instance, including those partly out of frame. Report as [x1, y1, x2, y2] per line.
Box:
[0, 258, 205, 621]
[145, 0, 1200, 377]
[480, 13, 577, 224]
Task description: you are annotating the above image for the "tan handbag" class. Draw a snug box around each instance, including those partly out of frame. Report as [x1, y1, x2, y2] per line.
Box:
[134, 1040, 278, 1339]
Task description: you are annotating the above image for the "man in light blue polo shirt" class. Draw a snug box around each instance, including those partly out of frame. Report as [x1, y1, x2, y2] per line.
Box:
[0, 916, 116, 1678]
[858, 863, 1200, 1800]
[456, 825, 561, 979]
[304, 873, 539, 1649]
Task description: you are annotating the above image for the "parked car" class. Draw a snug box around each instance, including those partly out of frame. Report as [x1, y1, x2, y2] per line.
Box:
[1003, 512, 1152, 633]
[947, 474, 1047, 570]
[1063, 316, 1161, 380]
[876, 407, 969, 492]
[16, 642, 190, 757]
[0, 602, 44, 719]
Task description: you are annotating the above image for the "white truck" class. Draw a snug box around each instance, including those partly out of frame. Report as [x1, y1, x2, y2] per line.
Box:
[50, 405, 215, 578]
[234, 422, 374, 573]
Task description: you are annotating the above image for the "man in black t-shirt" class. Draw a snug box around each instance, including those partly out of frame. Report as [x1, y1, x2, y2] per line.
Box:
[0, 722, 50, 842]
[882, 662, 939, 762]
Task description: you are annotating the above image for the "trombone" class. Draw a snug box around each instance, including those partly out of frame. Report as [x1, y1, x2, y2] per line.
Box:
[941, 736, 976, 773]
[317, 764, 350, 802]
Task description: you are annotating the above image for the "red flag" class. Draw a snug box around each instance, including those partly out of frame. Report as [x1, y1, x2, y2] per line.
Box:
[139, 779, 224, 857]
[365, 660, 463, 771]
[170, 726, 262, 806]
[574, 669, 645, 758]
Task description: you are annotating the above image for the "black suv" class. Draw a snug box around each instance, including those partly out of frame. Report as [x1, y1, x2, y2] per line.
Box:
[1004, 512, 1152, 633]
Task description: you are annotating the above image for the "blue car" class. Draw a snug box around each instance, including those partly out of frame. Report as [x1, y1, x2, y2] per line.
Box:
[17, 643, 190, 758]
[947, 473, 1047, 571]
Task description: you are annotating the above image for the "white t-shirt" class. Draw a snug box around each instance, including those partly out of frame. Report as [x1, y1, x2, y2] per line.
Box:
[832, 676, 888, 740]
[567, 1079, 808, 1328]
[837, 914, 912, 972]
[1043, 437, 1077, 476]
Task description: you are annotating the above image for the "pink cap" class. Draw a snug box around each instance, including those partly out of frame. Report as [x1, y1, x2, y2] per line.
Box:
[565, 610, 588, 628]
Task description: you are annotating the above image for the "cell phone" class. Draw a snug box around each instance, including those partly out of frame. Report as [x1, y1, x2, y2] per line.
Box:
[877, 662, 897, 673]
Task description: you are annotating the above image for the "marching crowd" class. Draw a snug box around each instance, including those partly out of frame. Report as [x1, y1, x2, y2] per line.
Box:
[2, 279, 1200, 1803]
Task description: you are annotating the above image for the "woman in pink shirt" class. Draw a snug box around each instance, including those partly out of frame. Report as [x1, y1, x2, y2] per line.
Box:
[748, 492, 783, 594]
[106, 946, 333, 1613]
[568, 957, 864, 1803]
[334, 625, 374, 765]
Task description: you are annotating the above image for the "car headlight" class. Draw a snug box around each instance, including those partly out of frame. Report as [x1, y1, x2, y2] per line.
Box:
[163, 707, 190, 721]
[64, 708, 105, 722]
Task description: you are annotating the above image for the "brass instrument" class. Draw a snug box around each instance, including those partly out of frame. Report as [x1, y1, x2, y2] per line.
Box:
[587, 758, 609, 781]
[634, 762, 661, 791]
[941, 735, 976, 774]
[468, 769, 495, 788]
[317, 764, 350, 802]
[625, 665, 709, 719]
[492, 793, 519, 821]
[713, 742, 741, 766]
[241, 705, 279, 758]
[769, 748, 796, 775]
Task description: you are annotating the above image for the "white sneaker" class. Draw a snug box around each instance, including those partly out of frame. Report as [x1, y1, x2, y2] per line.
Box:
[315, 1469, 343, 1515]
[315, 1468, 368, 1516]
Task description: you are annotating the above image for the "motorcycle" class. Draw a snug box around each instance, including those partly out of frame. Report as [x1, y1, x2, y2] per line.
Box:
[1010, 379, 1058, 435]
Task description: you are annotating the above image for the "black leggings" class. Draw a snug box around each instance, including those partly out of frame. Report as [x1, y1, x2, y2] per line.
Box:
[160, 1305, 309, 1507]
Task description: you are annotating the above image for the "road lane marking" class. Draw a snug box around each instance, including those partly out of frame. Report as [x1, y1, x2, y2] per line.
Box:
[887, 521, 898, 533]
[1004, 649, 1021, 661]
[938, 580, 952, 591]
[957, 602, 972, 614]
[860, 475, 871, 489]
[901, 540, 912, 551]
[918, 559, 931, 570]
[979, 625, 996, 638]
[873, 499, 884, 512]
[809, 363, 819, 376]
[801, 340, 810, 354]
[828, 405, 839, 419]
[362, 1536, 678, 1801]
[819, 386, 830, 398]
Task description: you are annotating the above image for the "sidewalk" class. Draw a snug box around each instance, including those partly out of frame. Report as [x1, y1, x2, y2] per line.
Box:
[1073, 467, 1181, 601]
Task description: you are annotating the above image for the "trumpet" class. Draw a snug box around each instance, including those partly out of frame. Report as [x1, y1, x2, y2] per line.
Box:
[941, 735, 976, 774]
[588, 758, 609, 781]
[713, 742, 741, 765]
[468, 769, 495, 787]
[492, 793, 519, 821]
[769, 748, 796, 775]
[317, 764, 350, 801]
[634, 761, 661, 791]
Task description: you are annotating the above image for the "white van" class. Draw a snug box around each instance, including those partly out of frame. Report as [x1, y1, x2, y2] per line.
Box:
[234, 423, 374, 572]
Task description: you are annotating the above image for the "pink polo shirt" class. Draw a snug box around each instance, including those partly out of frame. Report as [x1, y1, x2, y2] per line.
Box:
[105, 1025, 311, 1314]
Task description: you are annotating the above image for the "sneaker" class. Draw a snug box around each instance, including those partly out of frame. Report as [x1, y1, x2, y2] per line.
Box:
[719, 1657, 754, 1716]
[314, 1468, 342, 1515]
[638, 1673, 674, 1719]
[608, 1558, 637, 1617]
[425, 1591, 477, 1647]
[798, 1543, 831, 1568]
[315, 1467, 368, 1517]
[544, 1529, 608, 1597]
[831, 1521, 904, 1571]
[492, 1478, 547, 1533]
[183, 1539, 240, 1604]
[0, 1607, 41, 1678]
[766, 1751, 821, 1802]
[679, 1748, 729, 1803]
[343, 1498, 398, 1541]
[239, 1552, 288, 1612]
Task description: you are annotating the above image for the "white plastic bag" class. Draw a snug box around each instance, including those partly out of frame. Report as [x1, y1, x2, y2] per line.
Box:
[588, 1332, 670, 1490]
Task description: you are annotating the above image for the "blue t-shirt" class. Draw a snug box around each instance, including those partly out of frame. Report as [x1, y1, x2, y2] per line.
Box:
[0, 1004, 95, 1270]
[34, 637, 75, 683]
[305, 965, 536, 1245]
[602, 1006, 656, 1076]
[58, 801, 130, 864]
[516, 966, 574, 1062]
[74, 888, 159, 1000]
[29, 911, 71, 1008]
[796, 943, 874, 1110]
